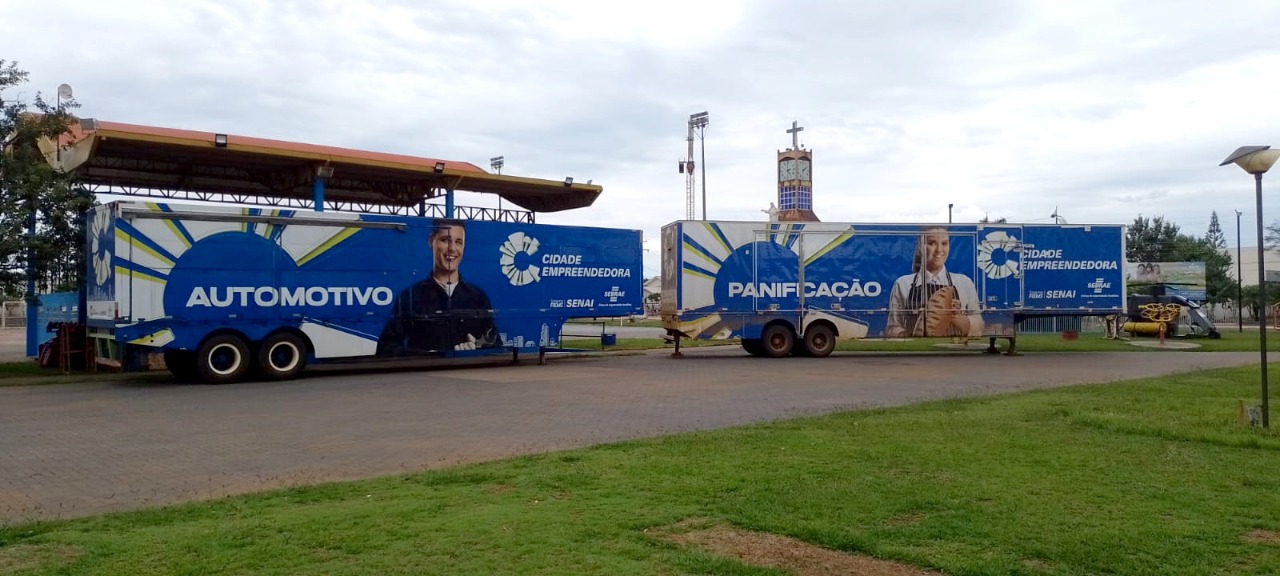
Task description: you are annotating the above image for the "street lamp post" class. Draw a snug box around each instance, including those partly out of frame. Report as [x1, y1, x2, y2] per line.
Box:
[1220, 145, 1280, 428]
[1237, 209, 1244, 333]
[948, 203, 954, 224]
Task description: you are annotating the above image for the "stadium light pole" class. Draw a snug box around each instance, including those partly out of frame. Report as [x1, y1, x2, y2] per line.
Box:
[1220, 145, 1280, 428]
[690, 112, 709, 220]
[490, 156, 504, 218]
[1237, 209, 1244, 333]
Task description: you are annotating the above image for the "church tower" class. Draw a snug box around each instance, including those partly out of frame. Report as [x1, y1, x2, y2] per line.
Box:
[776, 120, 819, 222]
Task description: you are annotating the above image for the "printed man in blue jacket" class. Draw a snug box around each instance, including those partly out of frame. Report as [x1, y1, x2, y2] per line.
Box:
[377, 219, 498, 356]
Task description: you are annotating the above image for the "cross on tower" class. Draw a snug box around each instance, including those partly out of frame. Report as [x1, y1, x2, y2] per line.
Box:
[786, 120, 804, 150]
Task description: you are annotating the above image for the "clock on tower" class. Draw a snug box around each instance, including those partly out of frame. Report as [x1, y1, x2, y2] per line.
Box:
[775, 121, 819, 222]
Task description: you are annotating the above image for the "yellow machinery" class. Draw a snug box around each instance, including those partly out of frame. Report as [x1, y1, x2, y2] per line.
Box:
[1122, 302, 1181, 337]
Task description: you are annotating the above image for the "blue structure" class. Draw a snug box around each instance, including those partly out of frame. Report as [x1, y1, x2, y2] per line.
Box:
[87, 201, 643, 383]
[663, 221, 1126, 356]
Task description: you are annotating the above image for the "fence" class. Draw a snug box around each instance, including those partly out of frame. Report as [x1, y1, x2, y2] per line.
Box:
[1016, 315, 1085, 334]
[1, 301, 24, 329]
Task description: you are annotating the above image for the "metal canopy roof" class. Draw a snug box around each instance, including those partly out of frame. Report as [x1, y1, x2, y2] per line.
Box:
[52, 120, 602, 214]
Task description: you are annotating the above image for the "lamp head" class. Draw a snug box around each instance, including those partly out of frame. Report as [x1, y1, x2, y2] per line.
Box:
[1220, 145, 1280, 174]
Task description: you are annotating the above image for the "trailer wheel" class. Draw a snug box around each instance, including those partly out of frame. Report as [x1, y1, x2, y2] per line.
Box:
[257, 333, 307, 381]
[163, 350, 199, 381]
[761, 324, 794, 358]
[802, 324, 836, 358]
[196, 334, 250, 384]
[741, 339, 766, 356]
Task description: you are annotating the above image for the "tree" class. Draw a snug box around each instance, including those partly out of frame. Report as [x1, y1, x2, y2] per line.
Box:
[1126, 214, 1233, 304]
[0, 60, 94, 301]
[1240, 283, 1274, 321]
[1126, 215, 1183, 262]
[1265, 220, 1280, 253]
[1205, 211, 1227, 250]
[1201, 211, 1235, 306]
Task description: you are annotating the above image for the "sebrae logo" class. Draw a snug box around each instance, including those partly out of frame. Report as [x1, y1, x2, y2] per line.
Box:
[500, 231, 542, 286]
[978, 230, 1020, 280]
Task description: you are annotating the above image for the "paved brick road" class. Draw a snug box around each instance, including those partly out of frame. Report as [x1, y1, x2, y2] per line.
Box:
[0, 347, 1259, 524]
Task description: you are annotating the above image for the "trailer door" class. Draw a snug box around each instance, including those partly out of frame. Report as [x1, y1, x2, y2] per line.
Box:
[976, 225, 1024, 310]
[752, 227, 802, 319]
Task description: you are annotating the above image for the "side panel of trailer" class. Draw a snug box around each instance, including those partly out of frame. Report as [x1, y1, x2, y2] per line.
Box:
[662, 221, 1125, 344]
[86, 202, 643, 378]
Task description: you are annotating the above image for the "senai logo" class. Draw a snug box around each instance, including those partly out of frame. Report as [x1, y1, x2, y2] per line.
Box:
[978, 230, 1020, 279]
[500, 231, 541, 286]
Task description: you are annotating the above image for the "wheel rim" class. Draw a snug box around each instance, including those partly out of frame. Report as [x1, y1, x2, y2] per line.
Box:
[267, 341, 300, 372]
[811, 332, 830, 351]
[767, 331, 789, 352]
[207, 343, 243, 376]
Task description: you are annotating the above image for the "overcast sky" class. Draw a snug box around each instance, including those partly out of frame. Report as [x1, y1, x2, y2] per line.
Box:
[9, 0, 1280, 277]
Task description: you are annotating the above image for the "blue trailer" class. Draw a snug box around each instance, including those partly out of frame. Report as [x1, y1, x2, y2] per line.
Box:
[661, 220, 1126, 356]
[87, 201, 644, 382]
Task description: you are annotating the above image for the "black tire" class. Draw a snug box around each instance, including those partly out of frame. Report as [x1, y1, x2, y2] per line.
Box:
[741, 338, 766, 356]
[802, 323, 836, 358]
[164, 349, 199, 381]
[257, 332, 307, 381]
[195, 334, 251, 384]
[761, 324, 794, 358]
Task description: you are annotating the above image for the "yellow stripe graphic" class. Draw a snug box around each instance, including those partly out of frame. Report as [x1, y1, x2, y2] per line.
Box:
[116, 228, 175, 267]
[115, 265, 166, 284]
[703, 222, 732, 253]
[683, 267, 714, 281]
[296, 227, 360, 266]
[804, 228, 856, 266]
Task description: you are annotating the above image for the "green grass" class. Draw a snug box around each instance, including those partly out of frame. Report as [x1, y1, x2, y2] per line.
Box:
[3, 365, 1280, 574]
[0, 362, 52, 380]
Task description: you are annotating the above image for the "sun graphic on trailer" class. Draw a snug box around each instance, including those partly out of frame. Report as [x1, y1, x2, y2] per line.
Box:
[978, 230, 1020, 280]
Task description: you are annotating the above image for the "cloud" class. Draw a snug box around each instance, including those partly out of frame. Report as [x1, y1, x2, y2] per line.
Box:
[10, 0, 1280, 278]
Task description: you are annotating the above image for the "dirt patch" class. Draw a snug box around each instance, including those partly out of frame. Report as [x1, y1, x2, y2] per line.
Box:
[0, 543, 83, 572]
[1245, 530, 1280, 544]
[885, 513, 925, 527]
[657, 521, 943, 576]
